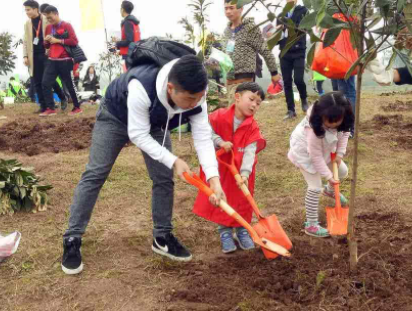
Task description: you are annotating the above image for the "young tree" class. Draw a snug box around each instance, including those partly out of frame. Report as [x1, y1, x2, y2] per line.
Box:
[179, 17, 196, 48]
[0, 32, 17, 76]
[232, 0, 412, 271]
[98, 50, 123, 83]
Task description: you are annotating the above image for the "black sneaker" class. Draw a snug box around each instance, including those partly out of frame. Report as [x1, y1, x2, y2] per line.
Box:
[61, 99, 68, 111]
[301, 98, 309, 113]
[62, 237, 83, 275]
[283, 110, 297, 120]
[152, 233, 192, 262]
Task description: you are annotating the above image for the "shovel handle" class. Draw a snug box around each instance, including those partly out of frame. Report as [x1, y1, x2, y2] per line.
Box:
[331, 153, 342, 211]
[216, 149, 264, 219]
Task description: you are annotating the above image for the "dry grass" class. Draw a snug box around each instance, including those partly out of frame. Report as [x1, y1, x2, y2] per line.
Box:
[1, 92, 412, 310]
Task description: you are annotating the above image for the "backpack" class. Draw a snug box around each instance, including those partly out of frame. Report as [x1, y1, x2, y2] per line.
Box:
[126, 37, 196, 68]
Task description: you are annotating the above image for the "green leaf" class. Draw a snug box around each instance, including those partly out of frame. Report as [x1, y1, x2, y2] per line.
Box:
[365, 34, 375, 49]
[344, 54, 367, 80]
[267, 12, 276, 22]
[236, 0, 254, 9]
[280, 1, 295, 18]
[299, 12, 317, 30]
[280, 34, 305, 58]
[323, 28, 342, 48]
[309, 30, 322, 43]
[302, 0, 312, 10]
[316, 5, 326, 27]
[306, 43, 317, 67]
[397, 0, 406, 12]
[375, 0, 390, 8]
[385, 50, 397, 71]
[367, 16, 382, 30]
[267, 29, 283, 50]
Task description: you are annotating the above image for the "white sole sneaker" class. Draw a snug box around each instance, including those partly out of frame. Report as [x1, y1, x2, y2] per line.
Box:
[234, 233, 255, 251]
[61, 262, 84, 275]
[151, 245, 193, 262]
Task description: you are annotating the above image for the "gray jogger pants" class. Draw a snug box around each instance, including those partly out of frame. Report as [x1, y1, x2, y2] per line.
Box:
[64, 100, 174, 239]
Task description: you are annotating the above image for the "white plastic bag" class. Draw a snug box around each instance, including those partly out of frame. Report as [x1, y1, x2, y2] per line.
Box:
[208, 47, 234, 80]
[0, 232, 21, 262]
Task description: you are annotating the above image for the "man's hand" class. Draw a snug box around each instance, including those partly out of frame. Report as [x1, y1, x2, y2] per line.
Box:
[23, 57, 29, 67]
[45, 35, 52, 41]
[271, 74, 281, 83]
[49, 37, 62, 44]
[174, 158, 192, 181]
[219, 141, 233, 152]
[208, 176, 227, 207]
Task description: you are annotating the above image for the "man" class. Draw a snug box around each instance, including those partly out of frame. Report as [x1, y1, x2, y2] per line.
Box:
[115, 1, 141, 69]
[42, 5, 81, 116]
[277, 0, 309, 120]
[22, 0, 67, 114]
[222, 0, 281, 104]
[61, 53, 226, 275]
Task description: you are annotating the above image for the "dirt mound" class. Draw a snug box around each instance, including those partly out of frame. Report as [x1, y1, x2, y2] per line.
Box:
[366, 114, 412, 149]
[0, 117, 95, 156]
[382, 100, 412, 112]
[163, 211, 412, 310]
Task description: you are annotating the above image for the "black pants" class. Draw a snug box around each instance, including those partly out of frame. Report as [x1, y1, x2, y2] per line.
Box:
[395, 67, 412, 85]
[33, 53, 66, 111]
[280, 55, 307, 112]
[316, 81, 324, 94]
[43, 59, 79, 110]
[331, 79, 339, 91]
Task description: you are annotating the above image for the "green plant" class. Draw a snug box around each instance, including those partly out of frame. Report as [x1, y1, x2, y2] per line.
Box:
[98, 50, 123, 83]
[0, 32, 17, 76]
[0, 159, 53, 215]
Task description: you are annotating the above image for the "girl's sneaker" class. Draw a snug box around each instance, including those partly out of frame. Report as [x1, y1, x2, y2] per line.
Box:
[234, 227, 255, 250]
[219, 229, 237, 254]
[304, 222, 330, 238]
[323, 185, 349, 206]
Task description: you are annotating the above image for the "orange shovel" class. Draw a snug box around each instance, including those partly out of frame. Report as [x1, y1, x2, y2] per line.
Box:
[183, 172, 291, 258]
[326, 153, 349, 236]
[215, 149, 293, 259]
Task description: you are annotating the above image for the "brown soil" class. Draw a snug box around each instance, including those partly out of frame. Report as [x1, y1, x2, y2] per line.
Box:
[0, 117, 95, 156]
[163, 208, 412, 311]
[382, 100, 412, 112]
[364, 114, 412, 149]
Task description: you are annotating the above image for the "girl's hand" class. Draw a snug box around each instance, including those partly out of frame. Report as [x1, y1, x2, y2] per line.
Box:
[335, 155, 342, 166]
[219, 141, 233, 152]
[328, 178, 340, 186]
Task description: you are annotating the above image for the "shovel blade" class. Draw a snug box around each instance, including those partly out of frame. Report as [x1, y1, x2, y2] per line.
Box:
[326, 206, 349, 236]
[253, 215, 293, 259]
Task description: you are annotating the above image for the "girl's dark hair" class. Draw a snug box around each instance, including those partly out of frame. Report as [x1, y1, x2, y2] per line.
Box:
[309, 91, 354, 137]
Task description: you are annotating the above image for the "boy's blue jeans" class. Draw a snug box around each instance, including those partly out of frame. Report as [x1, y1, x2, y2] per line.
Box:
[333, 76, 356, 113]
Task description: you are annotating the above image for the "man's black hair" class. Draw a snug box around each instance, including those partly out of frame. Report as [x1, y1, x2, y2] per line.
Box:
[235, 82, 265, 101]
[43, 5, 58, 14]
[10, 77, 15, 81]
[168, 55, 208, 94]
[23, 0, 39, 9]
[121, 1, 134, 14]
[40, 3, 50, 13]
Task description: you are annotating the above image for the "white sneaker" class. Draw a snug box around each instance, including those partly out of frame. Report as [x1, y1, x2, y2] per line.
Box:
[367, 57, 393, 86]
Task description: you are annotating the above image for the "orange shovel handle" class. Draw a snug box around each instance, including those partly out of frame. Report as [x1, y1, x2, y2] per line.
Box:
[216, 148, 263, 218]
[331, 153, 342, 217]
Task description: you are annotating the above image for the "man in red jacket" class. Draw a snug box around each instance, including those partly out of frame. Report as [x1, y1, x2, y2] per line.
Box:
[115, 1, 141, 69]
[42, 5, 81, 116]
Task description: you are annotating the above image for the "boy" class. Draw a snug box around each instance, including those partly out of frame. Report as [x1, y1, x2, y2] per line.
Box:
[193, 82, 266, 253]
[61, 54, 226, 274]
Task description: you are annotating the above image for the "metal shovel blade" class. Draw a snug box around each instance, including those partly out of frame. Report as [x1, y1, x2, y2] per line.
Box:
[253, 215, 293, 259]
[326, 206, 349, 236]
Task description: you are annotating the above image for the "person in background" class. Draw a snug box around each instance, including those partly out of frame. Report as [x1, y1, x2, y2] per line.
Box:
[277, 0, 309, 120]
[222, 0, 281, 104]
[82, 65, 101, 104]
[42, 5, 81, 116]
[114, 1, 141, 70]
[23, 0, 67, 113]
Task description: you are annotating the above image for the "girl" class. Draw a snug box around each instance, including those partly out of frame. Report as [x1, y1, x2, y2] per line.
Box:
[288, 92, 354, 237]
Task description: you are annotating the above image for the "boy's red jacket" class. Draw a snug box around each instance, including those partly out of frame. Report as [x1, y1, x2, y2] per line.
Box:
[44, 21, 78, 59]
[193, 105, 266, 227]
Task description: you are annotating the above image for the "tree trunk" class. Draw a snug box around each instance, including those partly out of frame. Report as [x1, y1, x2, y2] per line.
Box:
[348, 2, 368, 273]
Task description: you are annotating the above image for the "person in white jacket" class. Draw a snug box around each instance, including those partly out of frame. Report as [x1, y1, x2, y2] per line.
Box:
[61, 55, 226, 275]
[288, 92, 354, 238]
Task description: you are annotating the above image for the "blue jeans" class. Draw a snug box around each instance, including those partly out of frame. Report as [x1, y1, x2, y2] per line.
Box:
[334, 76, 356, 113]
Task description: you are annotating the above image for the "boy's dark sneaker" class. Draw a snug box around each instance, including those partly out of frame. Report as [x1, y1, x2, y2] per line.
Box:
[62, 237, 83, 275]
[152, 233, 192, 262]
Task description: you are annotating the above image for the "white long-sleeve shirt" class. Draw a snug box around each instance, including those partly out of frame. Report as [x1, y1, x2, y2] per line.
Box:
[126, 60, 219, 180]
